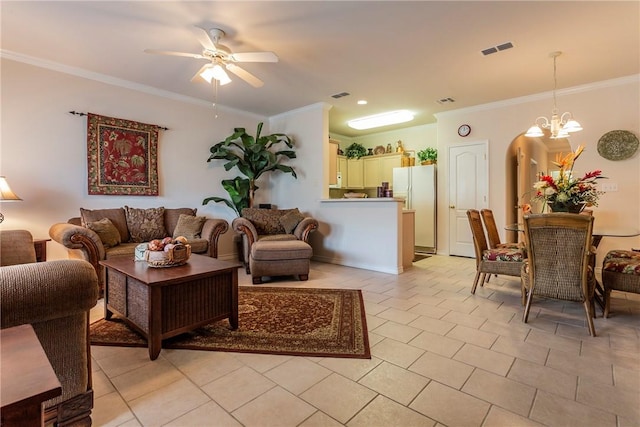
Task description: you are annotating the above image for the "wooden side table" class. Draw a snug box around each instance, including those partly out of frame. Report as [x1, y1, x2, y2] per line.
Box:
[33, 239, 50, 262]
[0, 324, 62, 427]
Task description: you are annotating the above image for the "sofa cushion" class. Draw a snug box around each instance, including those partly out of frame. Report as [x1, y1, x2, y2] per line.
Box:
[241, 208, 300, 235]
[86, 218, 121, 249]
[279, 210, 306, 234]
[80, 207, 129, 242]
[164, 208, 197, 236]
[172, 214, 206, 239]
[124, 206, 167, 243]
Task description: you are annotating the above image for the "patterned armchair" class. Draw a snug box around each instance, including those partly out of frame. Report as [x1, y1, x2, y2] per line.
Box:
[232, 208, 318, 273]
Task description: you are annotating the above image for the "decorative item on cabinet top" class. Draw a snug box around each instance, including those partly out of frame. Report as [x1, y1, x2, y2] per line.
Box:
[343, 192, 368, 198]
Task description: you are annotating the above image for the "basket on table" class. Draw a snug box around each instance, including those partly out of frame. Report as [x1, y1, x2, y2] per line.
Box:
[134, 237, 192, 267]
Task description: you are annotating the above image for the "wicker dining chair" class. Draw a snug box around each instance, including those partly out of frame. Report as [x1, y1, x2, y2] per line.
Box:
[467, 209, 525, 294]
[521, 213, 597, 336]
[480, 209, 521, 250]
[601, 249, 640, 317]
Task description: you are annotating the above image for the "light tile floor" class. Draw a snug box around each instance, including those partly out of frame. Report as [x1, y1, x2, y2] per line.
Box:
[90, 255, 640, 426]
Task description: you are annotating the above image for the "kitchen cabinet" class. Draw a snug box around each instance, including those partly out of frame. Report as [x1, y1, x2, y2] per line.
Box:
[364, 154, 402, 188]
[346, 159, 363, 188]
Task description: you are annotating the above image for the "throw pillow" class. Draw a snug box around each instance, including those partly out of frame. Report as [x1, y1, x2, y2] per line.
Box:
[279, 210, 306, 234]
[172, 214, 207, 240]
[86, 218, 121, 249]
[164, 208, 197, 236]
[80, 207, 129, 242]
[241, 208, 300, 235]
[124, 206, 167, 243]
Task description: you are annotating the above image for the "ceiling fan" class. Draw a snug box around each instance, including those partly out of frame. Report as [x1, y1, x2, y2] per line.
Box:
[144, 27, 278, 88]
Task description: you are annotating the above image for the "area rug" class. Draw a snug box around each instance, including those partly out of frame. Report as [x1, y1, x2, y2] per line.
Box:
[90, 287, 370, 359]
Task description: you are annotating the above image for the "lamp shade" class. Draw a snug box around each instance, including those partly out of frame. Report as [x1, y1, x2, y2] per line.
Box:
[0, 176, 21, 201]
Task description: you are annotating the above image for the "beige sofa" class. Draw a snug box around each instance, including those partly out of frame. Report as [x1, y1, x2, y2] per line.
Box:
[1, 230, 99, 426]
[50, 206, 228, 290]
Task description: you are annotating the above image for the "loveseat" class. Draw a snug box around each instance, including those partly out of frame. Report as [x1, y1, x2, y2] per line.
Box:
[232, 207, 318, 274]
[1, 229, 99, 426]
[50, 206, 228, 290]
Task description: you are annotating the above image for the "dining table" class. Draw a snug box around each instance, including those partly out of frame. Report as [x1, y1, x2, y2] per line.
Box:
[505, 222, 640, 313]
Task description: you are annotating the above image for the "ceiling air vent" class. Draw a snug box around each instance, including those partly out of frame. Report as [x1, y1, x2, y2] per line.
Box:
[481, 41, 514, 56]
[331, 92, 350, 99]
[436, 97, 456, 105]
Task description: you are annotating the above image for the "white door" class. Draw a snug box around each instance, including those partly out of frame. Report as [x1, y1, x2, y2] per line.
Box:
[448, 141, 488, 257]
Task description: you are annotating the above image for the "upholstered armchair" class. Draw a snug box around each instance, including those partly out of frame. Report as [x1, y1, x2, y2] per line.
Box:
[1, 230, 99, 426]
[232, 208, 318, 273]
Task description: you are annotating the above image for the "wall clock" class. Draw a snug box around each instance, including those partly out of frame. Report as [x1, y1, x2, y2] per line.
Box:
[458, 124, 471, 137]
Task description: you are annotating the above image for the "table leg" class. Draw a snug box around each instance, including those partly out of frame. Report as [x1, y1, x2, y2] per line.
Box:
[148, 287, 162, 360]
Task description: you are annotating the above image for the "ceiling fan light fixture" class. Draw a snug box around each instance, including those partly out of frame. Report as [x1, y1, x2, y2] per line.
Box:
[199, 64, 231, 85]
[348, 110, 414, 130]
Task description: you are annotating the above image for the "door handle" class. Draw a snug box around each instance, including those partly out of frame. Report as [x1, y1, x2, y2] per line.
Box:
[449, 205, 455, 209]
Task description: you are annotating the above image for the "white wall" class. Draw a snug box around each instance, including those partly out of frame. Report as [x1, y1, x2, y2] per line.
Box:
[434, 76, 640, 265]
[0, 58, 266, 261]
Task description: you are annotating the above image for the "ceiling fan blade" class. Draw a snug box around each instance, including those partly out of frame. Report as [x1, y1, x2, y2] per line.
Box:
[144, 49, 205, 59]
[193, 26, 215, 50]
[226, 64, 264, 87]
[229, 51, 278, 63]
[191, 64, 211, 83]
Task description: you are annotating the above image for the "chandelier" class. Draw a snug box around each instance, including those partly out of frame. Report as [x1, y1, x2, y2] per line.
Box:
[525, 51, 582, 139]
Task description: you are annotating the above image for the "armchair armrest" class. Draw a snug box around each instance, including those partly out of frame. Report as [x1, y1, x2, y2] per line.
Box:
[49, 223, 105, 274]
[1, 260, 99, 328]
[294, 217, 319, 242]
[200, 218, 229, 258]
[232, 217, 259, 246]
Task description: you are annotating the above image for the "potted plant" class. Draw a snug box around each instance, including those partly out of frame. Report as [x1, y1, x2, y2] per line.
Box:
[418, 147, 437, 165]
[203, 122, 296, 215]
[344, 142, 367, 159]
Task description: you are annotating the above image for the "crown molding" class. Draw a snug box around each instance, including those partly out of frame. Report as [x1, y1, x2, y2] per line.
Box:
[434, 74, 640, 119]
[0, 49, 265, 120]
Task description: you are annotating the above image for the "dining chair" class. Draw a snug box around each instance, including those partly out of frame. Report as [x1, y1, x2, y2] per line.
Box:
[601, 249, 640, 317]
[466, 209, 525, 294]
[521, 213, 597, 336]
[480, 209, 521, 250]
[480, 209, 524, 284]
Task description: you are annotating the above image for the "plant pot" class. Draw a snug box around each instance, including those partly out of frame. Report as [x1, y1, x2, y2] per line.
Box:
[547, 201, 586, 213]
[421, 160, 435, 165]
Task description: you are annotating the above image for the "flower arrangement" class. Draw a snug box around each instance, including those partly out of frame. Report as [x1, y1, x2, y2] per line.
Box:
[532, 145, 605, 213]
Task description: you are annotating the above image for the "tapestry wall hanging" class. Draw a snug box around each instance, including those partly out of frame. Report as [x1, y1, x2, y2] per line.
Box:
[87, 113, 160, 196]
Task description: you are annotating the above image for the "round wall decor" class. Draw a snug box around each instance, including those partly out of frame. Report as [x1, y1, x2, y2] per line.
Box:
[597, 130, 639, 161]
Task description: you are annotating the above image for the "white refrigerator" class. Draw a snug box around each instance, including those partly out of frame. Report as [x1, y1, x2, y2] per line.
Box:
[392, 165, 437, 252]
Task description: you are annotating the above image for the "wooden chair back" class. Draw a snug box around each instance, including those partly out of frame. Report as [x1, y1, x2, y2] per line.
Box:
[480, 209, 502, 249]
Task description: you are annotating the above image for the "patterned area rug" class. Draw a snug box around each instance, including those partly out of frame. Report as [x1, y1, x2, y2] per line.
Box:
[90, 287, 370, 359]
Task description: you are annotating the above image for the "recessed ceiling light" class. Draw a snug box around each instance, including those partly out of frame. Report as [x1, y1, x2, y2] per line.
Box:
[348, 110, 414, 130]
[357, 100, 368, 105]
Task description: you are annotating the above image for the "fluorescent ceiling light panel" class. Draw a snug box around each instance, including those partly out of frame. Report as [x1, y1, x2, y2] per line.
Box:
[348, 110, 414, 130]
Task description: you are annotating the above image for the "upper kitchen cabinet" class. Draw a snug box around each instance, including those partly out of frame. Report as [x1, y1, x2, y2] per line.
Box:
[364, 153, 402, 188]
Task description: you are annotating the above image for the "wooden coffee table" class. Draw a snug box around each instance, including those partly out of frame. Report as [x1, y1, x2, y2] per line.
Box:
[100, 254, 241, 360]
